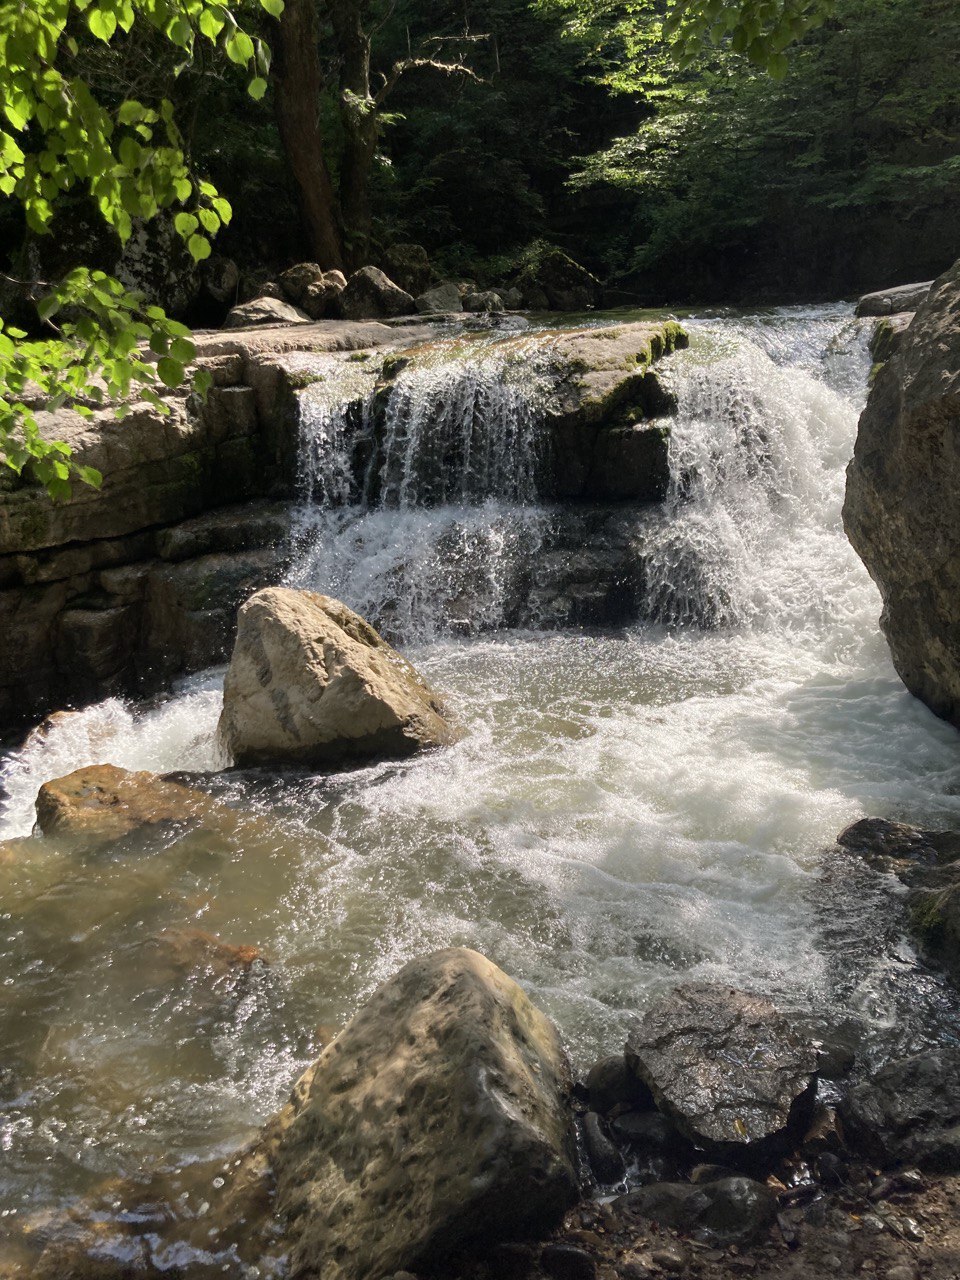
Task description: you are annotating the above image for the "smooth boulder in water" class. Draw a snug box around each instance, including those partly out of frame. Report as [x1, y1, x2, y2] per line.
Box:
[271, 948, 578, 1280]
[624, 984, 818, 1155]
[218, 587, 456, 767]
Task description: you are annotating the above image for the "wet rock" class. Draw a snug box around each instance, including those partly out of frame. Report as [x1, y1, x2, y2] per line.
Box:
[463, 291, 505, 313]
[615, 1177, 778, 1245]
[839, 1046, 960, 1169]
[844, 257, 960, 727]
[218, 587, 456, 768]
[624, 984, 818, 1155]
[610, 1111, 683, 1155]
[415, 281, 463, 314]
[837, 817, 960, 869]
[340, 266, 415, 320]
[35, 764, 229, 844]
[271, 948, 578, 1280]
[869, 313, 913, 366]
[541, 1243, 597, 1280]
[224, 296, 312, 329]
[584, 1054, 654, 1114]
[649, 1246, 686, 1272]
[588, 423, 671, 502]
[147, 926, 265, 990]
[855, 281, 932, 317]
[582, 1112, 626, 1185]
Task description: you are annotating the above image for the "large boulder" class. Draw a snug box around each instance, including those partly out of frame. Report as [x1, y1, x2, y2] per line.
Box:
[217, 587, 455, 767]
[35, 763, 230, 844]
[382, 243, 432, 297]
[223, 296, 312, 329]
[840, 1047, 960, 1169]
[624, 984, 818, 1155]
[855, 280, 933, 317]
[272, 948, 578, 1280]
[516, 248, 601, 311]
[844, 258, 960, 727]
[340, 266, 415, 321]
[415, 280, 463, 314]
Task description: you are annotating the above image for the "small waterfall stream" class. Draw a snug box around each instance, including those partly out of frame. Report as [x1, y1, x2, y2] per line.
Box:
[2, 306, 960, 1232]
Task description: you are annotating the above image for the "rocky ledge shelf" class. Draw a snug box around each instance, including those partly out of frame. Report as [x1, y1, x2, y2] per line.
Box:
[0, 315, 686, 735]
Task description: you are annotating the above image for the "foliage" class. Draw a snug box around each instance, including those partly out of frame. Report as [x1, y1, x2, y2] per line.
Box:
[0, 0, 282, 497]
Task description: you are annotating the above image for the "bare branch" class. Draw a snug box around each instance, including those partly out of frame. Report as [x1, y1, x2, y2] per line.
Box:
[374, 54, 485, 106]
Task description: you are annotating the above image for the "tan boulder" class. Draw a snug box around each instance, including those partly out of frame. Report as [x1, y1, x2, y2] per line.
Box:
[272, 948, 578, 1280]
[217, 587, 456, 767]
[35, 763, 230, 843]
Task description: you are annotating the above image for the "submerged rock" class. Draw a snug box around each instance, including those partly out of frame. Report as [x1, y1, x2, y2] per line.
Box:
[844, 257, 960, 728]
[272, 947, 578, 1280]
[855, 280, 933, 317]
[614, 1176, 778, 1245]
[217, 587, 455, 767]
[340, 266, 415, 320]
[624, 984, 818, 1155]
[34, 764, 230, 844]
[840, 1047, 960, 1169]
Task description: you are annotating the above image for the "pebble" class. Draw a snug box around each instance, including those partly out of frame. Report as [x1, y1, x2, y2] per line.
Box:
[650, 1246, 686, 1272]
[899, 1216, 925, 1242]
[619, 1255, 653, 1280]
[884, 1267, 917, 1280]
[895, 1170, 924, 1192]
[822, 1256, 844, 1271]
[540, 1242, 597, 1280]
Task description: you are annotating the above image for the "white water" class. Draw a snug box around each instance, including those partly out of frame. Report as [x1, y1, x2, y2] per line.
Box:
[3, 305, 960, 1216]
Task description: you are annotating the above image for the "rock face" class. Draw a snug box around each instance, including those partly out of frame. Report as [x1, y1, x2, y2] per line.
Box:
[840, 1047, 960, 1169]
[844, 258, 960, 728]
[340, 266, 415, 320]
[271, 948, 577, 1280]
[869, 311, 913, 366]
[855, 280, 933, 317]
[624, 984, 819, 1154]
[35, 763, 228, 843]
[224, 297, 312, 329]
[218, 587, 455, 767]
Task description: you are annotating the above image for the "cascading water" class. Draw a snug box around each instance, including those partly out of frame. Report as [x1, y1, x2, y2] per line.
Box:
[3, 306, 960, 1241]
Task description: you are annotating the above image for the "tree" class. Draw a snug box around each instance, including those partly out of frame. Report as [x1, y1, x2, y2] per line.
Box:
[0, 0, 282, 498]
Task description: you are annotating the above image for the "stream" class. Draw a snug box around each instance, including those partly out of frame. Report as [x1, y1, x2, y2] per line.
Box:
[3, 305, 960, 1231]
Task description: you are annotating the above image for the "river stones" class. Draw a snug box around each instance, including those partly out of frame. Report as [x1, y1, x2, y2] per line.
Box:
[415, 280, 462, 314]
[855, 280, 933, 317]
[614, 1176, 779, 1245]
[218, 587, 455, 767]
[224, 296, 312, 328]
[624, 984, 818, 1155]
[271, 947, 578, 1280]
[340, 266, 415, 320]
[840, 1047, 960, 1169]
[34, 763, 230, 844]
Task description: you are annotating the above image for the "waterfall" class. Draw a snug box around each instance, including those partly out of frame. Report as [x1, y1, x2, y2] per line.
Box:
[286, 334, 557, 642]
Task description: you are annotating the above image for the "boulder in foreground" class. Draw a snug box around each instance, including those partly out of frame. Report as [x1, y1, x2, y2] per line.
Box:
[840, 1046, 960, 1170]
[218, 587, 455, 767]
[35, 763, 229, 844]
[625, 983, 818, 1154]
[272, 947, 578, 1280]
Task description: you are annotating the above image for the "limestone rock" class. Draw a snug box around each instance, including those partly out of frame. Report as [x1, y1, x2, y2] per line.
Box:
[272, 948, 578, 1280]
[856, 281, 933, 317]
[35, 763, 229, 844]
[624, 984, 819, 1153]
[844, 257, 960, 727]
[840, 1047, 960, 1169]
[415, 280, 463, 314]
[217, 587, 455, 767]
[869, 312, 913, 366]
[279, 262, 326, 305]
[224, 297, 312, 329]
[340, 266, 415, 321]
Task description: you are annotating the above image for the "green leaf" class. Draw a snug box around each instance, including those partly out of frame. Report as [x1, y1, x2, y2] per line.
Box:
[198, 207, 220, 234]
[248, 77, 269, 101]
[77, 465, 103, 488]
[188, 233, 212, 261]
[157, 356, 185, 388]
[88, 9, 118, 41]
[193, 367, 213, 396]
[260, 0, 284, 15]
[174, 211, 199, 237]
[170, 336, 196, 363]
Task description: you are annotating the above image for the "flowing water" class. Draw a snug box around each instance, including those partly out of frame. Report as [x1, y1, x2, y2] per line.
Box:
[3, 306, 960, 1239]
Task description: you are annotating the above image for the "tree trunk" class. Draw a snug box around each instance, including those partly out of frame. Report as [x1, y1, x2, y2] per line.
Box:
[326, 0, 379, 268]
[274, 0, 344, 271]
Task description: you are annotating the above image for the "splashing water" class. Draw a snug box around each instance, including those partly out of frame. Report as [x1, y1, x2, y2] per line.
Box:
[3, 305, 960, 1235]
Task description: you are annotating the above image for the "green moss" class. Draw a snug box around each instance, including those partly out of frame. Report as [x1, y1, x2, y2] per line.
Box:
[287, 371, 326, 390]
